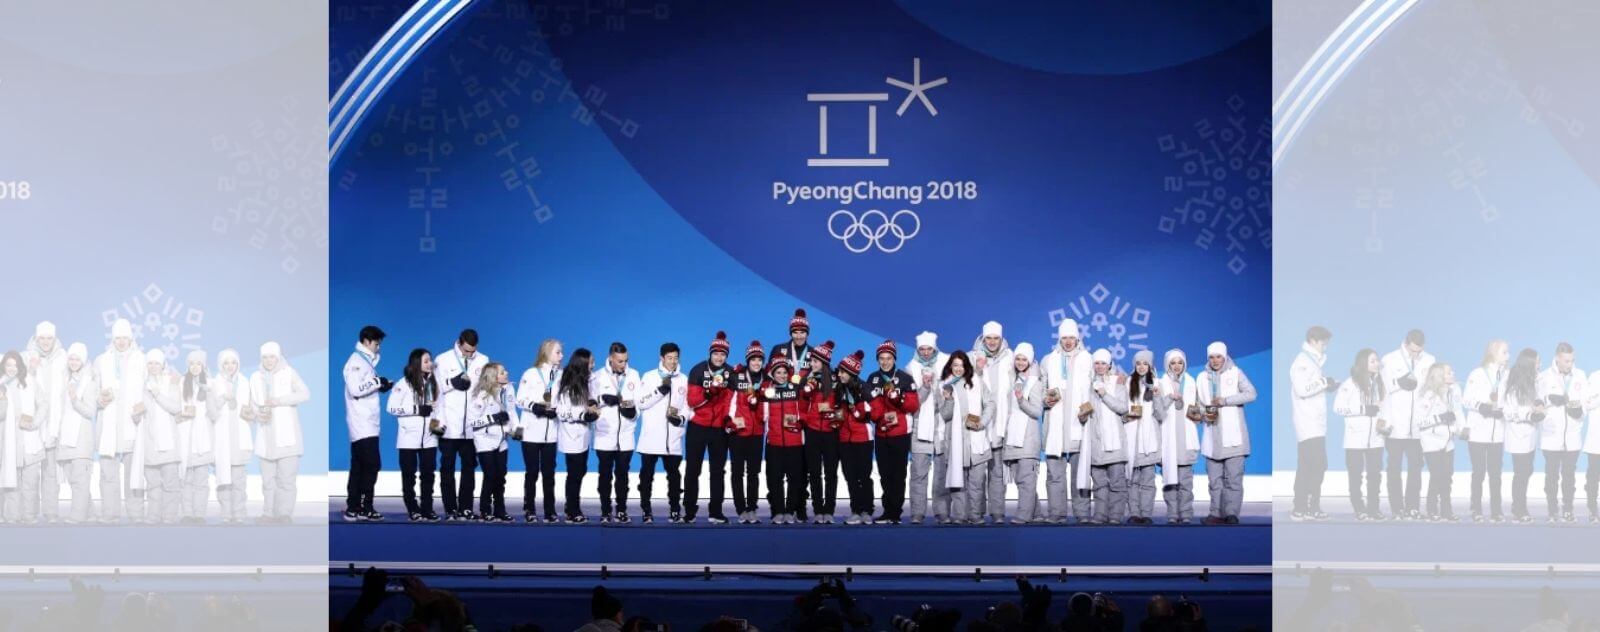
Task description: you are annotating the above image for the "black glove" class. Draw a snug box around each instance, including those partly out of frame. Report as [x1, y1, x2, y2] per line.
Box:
[656, 381, 671, 395]
[530, 403, 549, 418]
[377, 377, 394, 393]
[449, 374, 471, 391]
[667, 415, 684, 427]
[582, 410, 600, 423]
[601, 394, 621, 407]
[1491, 409, 1505, 420]
[620, 405, 637, 419]
[541, 405, 558, 419]
[1478, 403, 1495, 416]
[1364, 404, 1379, 417]
[1531, 411, 1546, 423]
[491, 411, 510, 425]
[1568, 405, 1584, 420]
[1439, 411, 1456, 424]
[1324, 376, 1338, 391]
[1548, 394, 1568, 406]
[417, 404, 433, 417]
[1397, 375, 1418, 391]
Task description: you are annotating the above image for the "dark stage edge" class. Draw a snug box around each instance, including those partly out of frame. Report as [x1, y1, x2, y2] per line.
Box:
[330, 497, 1270, 569]
[330, 573, 1271, 631]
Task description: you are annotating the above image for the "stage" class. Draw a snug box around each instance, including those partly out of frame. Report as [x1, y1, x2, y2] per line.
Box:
[330, 497, 1270, 570]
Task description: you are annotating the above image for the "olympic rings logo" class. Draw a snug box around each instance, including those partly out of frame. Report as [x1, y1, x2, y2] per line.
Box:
[827, 209, 921, 254]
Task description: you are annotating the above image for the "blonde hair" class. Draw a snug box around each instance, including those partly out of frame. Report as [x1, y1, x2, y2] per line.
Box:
[1481, 339, 1508, 369]
[533, 339, 562, 369]
[1424, 362, 1453, 397]
[475, 362, 505, 398]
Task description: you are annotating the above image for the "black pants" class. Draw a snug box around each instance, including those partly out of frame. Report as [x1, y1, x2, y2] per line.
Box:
[398, 447, 436, 516]
[520, 442, 557, 517]
[564, 452, 588, 518]
[804, 428, 841, 515]
[1423, 450, 1454, 517]
[1588, 454, 1600, 516]
[439, 439, 477, 514]
[1384, 437, 1423, 515]
[346, 437, 381, 513]
[840, 441, 875, 515]
[684, 424, 729, 519]
[1511, 451, 1535, 518]
[596, 450, 632, 516]
[1294, 437, 1326, 513]
[1544, 450, 1578, 516]
[765, 445, 805, 517]
[1344, 448, 1382, 516]
[874, 435, 911, 520]
[639, 454, 683, 516]
[1468, 441, 1504, 517]
[729, 435, 762, 514]
[477, 450, 507, 517]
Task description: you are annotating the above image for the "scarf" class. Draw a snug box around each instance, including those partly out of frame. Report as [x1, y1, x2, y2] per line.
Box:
[1123, 373, 1160, 476]
[1004, 368, 1035, 449]
[1200, 361, 1245, 457]
[1159, 370, 1198, 480]
[1075, 372, 1122, 490]
[59, 365, 88, 449]
[261, 366, 299, 448]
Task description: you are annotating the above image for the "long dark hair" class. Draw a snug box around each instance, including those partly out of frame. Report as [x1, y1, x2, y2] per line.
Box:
[1507, 348, 1539, 403]
[1, 350, 26, 388]
[183, 362, 208, 402]
[1351, 348, 1384, 401]
[403, 349, 438, 404]
[1127, 359, 1154, 400]
[941, 350, 975, 388]
[560, 347, 594, 402]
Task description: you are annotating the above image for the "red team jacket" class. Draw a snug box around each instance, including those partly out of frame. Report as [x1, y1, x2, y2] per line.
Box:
[762, 381, 807, 447]
[863, 369, 919, 439]
[687, 360, 736, 430]
[727, 365, 766, 439]
[798, 368, 839, 433]
[832, 379, 874, 444]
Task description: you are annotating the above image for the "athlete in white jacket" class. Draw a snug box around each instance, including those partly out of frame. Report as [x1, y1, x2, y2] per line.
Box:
[1502, 348, 1543, 523]
[556, 348, 599, 522]
[906, 331, 950, 524]
[1040, 319, 1093, 524]
[386, 348, 441, 522]
[342, 326, 392, 522]
[251, 342, 310, 524]
[1288, 326, 1336, 521]
[56, 343, 100, 523]
[468, 362, 516, 522]
[435, 329, 488, 521]
[971, 321, 1013, 522]
[210, 349, 255, 524]
[1159, 349, 1202, 524]
[1462, 340, 1509, 522]
[1378, 330, 1434, 520]
[1197, 341, 1255, 525]
[1334, 349, 1388, 521]
[0, 351, 39, 522]
[93, 318, 145, 523]
[177, 350, 216, 524]
[139, 350, 183, 525]
[1584, 367, 1600, 522]
[514, 339, 563, 523]
[1537, 342, 1585, 522]
[591, 342, 642, 523]
[636, 342, 690, 523]
[1417, 364, 1462, 521]
[23, 321, 66, 522]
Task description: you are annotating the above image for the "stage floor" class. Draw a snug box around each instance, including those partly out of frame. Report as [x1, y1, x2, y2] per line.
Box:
[1274, 497, 1600, 568]
[331, 497, 1271, 570]
[0, 501, 327, 568]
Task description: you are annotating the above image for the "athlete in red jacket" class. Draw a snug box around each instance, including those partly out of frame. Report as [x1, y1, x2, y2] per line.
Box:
[863, 339, 920, 523]
[763, 350, 807, 523]
[833, 350, 877, 524]
[684, 331, 736, 523]
[728, 340, 767, 524]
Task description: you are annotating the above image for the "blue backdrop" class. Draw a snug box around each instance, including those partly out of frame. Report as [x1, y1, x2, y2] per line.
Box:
[329, 0, 1273, 474]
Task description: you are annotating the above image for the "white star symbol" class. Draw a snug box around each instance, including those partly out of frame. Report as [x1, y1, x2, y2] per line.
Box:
[885, 57, 947, 117]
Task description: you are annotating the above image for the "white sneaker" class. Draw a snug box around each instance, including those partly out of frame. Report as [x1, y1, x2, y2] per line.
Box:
[846, 514, 864, 525]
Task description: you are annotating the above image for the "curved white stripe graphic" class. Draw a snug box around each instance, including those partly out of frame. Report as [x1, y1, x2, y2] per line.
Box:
[1273, 0, 1421, 166]
[1272, 0, 1385, 116]
[330, 0, 461, 138]
[1275, 0, 1403, 141]
[330, 0, 474, 161]
[330, 0, 441, 116]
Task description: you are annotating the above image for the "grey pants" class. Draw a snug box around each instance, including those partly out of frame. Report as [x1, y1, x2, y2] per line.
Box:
[957, 462, 989, 522]
[183, 465, 210, 519]
[1161, 464, 1195, 520]
[62, 458, 94, 522]
[985, 455, 1007, 518]
[1005, 458, 1040, 522]
[909, 452, 951, 520]
[1090, 464, 1128, 523]
[262, 456, 300, 519]
[14, 461, 42, 521]
[99, 453, 143, 521]
[216, 465, 248, 521]
[1129, 464, 1156, 518]
[1207, 456, 1245, 518]
[1044, 454, 1083, 521]
[144, 462, 181, 524]
[1544, 450, 1578, 516]
[41, 448, 59, 518]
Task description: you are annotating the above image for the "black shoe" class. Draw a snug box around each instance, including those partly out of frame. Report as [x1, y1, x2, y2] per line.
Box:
[495, 513, 513, 523]
[422, 512, 441, 523]
[341, 510, 360, 522]
[363, 511, 386, 522]
[1224, 515, 1240, 525]
[616, 512, 632, 524]
[408, 512, 425, 522]
[668, 511, 682, 524]
[707, 514, 729, 524]
[641, 514, 654, 524]
[525, 513, 537, 523]
[568, 514, 588, 524]
[544, 514, 559, 524]
[1203, 516, 1228, 525]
